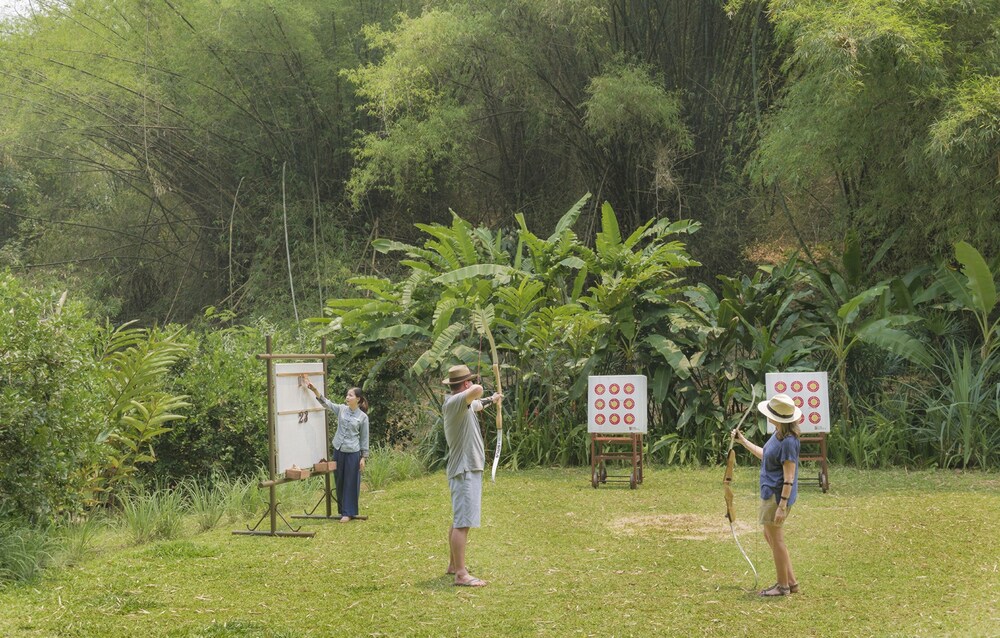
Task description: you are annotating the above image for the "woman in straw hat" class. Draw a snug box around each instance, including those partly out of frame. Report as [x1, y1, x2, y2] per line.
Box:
[441, 364, 502, 587]
[732, 393, 802, 596]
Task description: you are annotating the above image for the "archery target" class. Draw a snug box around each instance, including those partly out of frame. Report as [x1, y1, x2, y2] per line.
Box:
[274, 362, 328, 474]
[764, 371, 830, 433]
[588, 375, 647, 433]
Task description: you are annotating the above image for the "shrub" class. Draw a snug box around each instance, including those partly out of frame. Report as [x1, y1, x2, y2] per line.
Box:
[0, 273, 103, 520]
[152, 321, 274, 480]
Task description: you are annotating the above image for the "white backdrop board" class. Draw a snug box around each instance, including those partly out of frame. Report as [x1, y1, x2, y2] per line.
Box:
[274, 362, 328, 474]
[764, 371, 830, 433]
[587, 375, 648, 434]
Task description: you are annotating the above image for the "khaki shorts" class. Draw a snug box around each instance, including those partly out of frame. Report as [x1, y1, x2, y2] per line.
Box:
[759, 497, 791, 526]
[449, 470, 482, 528]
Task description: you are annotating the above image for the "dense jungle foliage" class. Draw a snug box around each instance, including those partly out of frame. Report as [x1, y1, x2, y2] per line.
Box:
[1, 0, 999, 533]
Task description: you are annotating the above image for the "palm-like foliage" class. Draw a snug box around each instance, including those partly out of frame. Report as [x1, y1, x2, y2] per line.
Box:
[314, 195, 703, 467]
[84, 323, 190, 505]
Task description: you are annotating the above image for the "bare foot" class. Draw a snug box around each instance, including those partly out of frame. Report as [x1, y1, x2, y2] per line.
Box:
[340, 516, 351, 523]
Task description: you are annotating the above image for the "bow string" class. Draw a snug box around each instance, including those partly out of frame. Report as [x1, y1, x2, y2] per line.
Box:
[724, 387, 759, 590]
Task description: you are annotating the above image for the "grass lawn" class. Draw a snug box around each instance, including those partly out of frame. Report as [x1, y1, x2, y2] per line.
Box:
[0, 465, 997, 637]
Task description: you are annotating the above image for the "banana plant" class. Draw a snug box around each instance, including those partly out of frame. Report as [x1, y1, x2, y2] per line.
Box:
[802, 232, 932, 434]
[929, 241, 999, 359]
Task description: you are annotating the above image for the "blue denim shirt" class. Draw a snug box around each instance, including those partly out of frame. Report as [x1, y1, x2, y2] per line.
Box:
[760, 433, 800, 507]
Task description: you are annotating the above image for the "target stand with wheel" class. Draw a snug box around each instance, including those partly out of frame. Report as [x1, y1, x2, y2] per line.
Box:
[587, 375, 647, 489]
[765, 372, 832, 493]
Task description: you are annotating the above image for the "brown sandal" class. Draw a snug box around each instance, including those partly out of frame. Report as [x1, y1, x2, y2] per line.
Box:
[758, 583, 790, 597]
[789, 581, 800, 594]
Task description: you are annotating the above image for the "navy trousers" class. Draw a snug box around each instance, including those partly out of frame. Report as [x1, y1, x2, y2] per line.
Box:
[333, 448, 361, 517]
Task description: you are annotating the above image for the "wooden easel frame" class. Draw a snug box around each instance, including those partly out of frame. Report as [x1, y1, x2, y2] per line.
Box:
[233, 336, 338, 538]
[590, 433, 644, 489]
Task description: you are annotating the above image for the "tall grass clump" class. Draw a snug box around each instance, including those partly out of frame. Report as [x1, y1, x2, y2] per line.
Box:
[214, 472, 267, 522]
[55, 515, 105, 567]
[910, 344, 1000, 468]
[182, 479, 227, 532]
[0, 522, 57, 585]
[364, 446, 426, 491]
[120, 488, 187, 545]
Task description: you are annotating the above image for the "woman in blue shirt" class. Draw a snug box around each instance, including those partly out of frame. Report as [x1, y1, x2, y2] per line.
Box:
[305, 381, 369, 522]
[732, 393, 801, 597]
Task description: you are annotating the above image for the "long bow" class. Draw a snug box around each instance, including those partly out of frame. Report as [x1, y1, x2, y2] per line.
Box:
[473, 305, 503, 482]
[724, 389, 759, 590]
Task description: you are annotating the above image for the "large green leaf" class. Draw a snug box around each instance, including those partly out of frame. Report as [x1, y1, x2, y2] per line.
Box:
[412, 322, 465, 376]
[645, 334, 691, 379]
[837, 284, 887, 323]
[954, 241, 997, 316]
[433, 264, 518, 285]
[547, 192, 591, 241]
[856, 317, 932, 367]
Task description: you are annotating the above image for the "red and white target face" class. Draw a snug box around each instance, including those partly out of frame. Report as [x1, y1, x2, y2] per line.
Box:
[765, 372, 830, 433]
[589, 375, 647, 433]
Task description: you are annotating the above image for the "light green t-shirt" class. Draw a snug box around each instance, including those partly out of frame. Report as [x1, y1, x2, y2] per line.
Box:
[443, 389, 485, 479]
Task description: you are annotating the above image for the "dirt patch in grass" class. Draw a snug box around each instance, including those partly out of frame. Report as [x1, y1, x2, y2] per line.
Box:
[609, 513, 754, 540]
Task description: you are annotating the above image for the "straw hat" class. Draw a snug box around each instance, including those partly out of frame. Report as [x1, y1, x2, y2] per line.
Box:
[442, 364, 475, 385]
[757, 393, 802, 423]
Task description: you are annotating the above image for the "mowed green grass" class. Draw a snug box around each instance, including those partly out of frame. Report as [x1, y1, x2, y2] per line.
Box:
[1, 466, 997, 637]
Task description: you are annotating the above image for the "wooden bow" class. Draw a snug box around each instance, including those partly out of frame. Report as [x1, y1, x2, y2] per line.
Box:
[473, 305, 503, 482]
[724, 389, 759, 589]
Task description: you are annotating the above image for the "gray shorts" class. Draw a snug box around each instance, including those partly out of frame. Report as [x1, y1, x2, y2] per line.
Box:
[449, 470, 483, 528]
